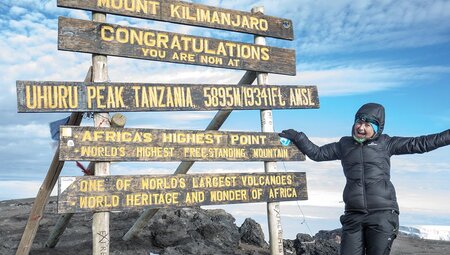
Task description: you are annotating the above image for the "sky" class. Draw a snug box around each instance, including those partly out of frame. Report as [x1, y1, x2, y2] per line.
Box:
[1, 0, 450, 241]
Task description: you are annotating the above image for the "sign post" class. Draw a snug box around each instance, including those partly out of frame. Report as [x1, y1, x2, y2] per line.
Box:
[253, 6, 284, 255]
[91, 11, 111, 255]
[45, 113, 126, 248]
[15, 1, 314, 254]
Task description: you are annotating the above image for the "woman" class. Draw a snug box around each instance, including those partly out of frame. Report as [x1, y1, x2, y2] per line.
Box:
[279, 102, 450, 255]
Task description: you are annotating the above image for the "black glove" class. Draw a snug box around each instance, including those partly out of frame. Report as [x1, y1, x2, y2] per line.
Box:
[279, 129, 300, 142]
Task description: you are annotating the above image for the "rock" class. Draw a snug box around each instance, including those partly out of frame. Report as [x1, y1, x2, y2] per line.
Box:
[239, 218, 269, 248]
[2, 197, 450, 254]
[147, 207, 241, 254]
[283, 239, 297, 255]
[288, 233, 340, 255]
[314, 229, 342, 243]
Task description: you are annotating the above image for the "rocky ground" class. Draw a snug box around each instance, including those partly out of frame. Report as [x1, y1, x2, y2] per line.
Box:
[1, 197, 450, 254]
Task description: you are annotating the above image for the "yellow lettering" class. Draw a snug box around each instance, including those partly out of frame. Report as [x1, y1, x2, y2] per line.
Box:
[230, 134, 267, 145]
[170, 4, 181, 18]
[79, 195, 119, 209]
[269, 187, 298, 199]
[261, 47, 270, 61]
[100, 25, 115, 42]
[184, 191, 205, 204]
[79, 179, 104, 192]
[136, 147, 174, 158]
[97, 0, 110, 8]
[24, 84, 78, 110]
[210, 190, 247, 202]
[251, 148, 289, 159]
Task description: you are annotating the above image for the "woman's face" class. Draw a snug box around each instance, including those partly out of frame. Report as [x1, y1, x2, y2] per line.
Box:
[353, 120, 375, 140]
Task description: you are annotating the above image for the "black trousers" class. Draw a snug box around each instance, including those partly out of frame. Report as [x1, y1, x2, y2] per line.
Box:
[340, 210, 399, 255]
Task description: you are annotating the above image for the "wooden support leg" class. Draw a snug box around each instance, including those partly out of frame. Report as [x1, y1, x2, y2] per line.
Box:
[16, 67, 92, 255]
[15, 112, 83, 255]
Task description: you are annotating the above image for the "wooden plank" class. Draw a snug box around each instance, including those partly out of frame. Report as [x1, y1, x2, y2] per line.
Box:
[17, 81, 319, 112]
[58, 17, 296, 76]
[57, 172, 307, 213]
[57, 0, 294, 40]
[59, 126, 305, 162]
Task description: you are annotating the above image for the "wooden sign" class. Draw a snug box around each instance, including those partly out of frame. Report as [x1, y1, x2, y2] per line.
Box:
[59, 126, 305, 162]
[17, 81, 319, 112]
[57, 0, 294, 40]
[57, 172, 307, 213]
[58, 17, 296, 76]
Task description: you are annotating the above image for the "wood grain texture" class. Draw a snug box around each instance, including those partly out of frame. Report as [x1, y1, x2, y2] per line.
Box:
[17, 81, 319, 112]
[58, 126, 305, 162]
[58, 17, 296, 75]
[57, 0, 294, 40]
[57, 172, 307, 213]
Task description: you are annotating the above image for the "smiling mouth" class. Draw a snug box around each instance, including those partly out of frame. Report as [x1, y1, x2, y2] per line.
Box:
[355, 130, 366, 138]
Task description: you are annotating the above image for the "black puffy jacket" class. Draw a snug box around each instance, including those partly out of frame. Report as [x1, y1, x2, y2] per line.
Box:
[291, 103, 450, 213]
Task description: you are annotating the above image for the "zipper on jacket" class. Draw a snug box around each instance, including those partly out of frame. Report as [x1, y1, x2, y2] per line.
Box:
[360, 144, 368, 211]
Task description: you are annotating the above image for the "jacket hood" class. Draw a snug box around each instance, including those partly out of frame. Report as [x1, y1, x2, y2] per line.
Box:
[353, 103, 385, 140]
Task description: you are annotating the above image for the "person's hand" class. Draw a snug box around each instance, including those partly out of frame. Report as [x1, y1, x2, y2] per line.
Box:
[279, 129, 300, 141]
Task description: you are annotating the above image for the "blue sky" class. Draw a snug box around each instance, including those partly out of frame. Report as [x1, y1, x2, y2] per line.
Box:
[1, 0, 449, 239]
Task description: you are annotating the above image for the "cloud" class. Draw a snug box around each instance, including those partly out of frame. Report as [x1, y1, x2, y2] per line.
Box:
[0, 180, 52, 200]
[286, 0, 450, 54]
[0, 123, 49, 139]
[178, 1, 450, 56]
[272, 63, 450, 96]
[2, 0, 448, 109]
[162, 112, 218, 121]
[389, 144, 450, 173]
[9, 6, 27, 16]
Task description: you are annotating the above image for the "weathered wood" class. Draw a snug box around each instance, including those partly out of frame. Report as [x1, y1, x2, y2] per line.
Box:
[45, 114, 125, 248]
[57, 0, 294, 40]
[44, 213, 74, 248]
[110, 113, 126, 128]
[17, 81, 319, 112]
[15, 114, 84, 255]
[253, 6, 284, 255]
[122, 71, 257, 241]
[15, 68, 92, 255]
[58, 17, 296, 75]
[44, 164, 91, 247]
[91, 11, 111, 255]
[57, 172, 307, 213]
[58, 127, 305, 162]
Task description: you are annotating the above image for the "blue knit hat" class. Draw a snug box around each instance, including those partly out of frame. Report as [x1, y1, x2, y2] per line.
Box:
[369, 122, 378, 133]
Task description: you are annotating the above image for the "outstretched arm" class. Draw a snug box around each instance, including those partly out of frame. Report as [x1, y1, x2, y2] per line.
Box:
[279, 129, 341, 161]
[388, 129, 450, 155]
